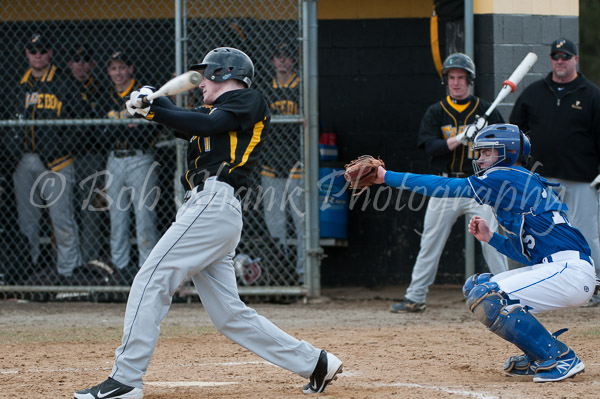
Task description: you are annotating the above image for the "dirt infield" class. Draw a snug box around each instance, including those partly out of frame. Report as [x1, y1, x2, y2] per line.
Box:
[1, 285, 599, 399]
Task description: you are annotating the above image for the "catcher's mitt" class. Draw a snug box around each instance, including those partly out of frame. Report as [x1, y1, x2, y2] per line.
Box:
[344, 155, 385, 195]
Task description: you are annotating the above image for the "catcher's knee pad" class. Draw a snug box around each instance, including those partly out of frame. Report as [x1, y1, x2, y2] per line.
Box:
[462, 273, 493, 298]
[465, 281, 506, 327]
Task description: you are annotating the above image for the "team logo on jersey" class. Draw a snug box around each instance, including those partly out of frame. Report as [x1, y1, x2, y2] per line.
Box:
[571, 100, 583, 110]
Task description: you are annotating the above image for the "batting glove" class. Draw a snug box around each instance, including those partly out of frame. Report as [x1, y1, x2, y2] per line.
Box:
[456, 124, 477, 145]
[126, 86, 155, 117]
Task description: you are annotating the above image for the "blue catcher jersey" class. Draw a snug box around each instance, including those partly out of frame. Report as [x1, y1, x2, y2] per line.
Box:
[467, 166, 591, 264]
[384, 166, 591, 265]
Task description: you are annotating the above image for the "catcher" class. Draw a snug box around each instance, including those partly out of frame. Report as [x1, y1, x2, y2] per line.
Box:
[350, 124, 596, 382]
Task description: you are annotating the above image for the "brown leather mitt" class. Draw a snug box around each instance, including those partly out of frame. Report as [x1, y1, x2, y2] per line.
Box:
[343, 155, 385, 194]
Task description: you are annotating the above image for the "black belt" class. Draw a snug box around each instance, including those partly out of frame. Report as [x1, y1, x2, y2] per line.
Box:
[184, 176, 236, 203]
[112, 149, 146, 158]
[442, 172, 468, 178]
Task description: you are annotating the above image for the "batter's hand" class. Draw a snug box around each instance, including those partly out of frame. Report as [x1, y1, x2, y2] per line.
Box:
[126, 86, 155, 117]
[468, 216, 493, 242]
[455, 125, 475, 145]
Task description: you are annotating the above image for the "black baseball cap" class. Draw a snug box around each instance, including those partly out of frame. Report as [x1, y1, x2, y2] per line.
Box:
[70, 44, 93, 62]
[272, 43, 296, 58]
[550, 38, 577, 56]
[107, 50, 132, 66]
[26, 33, 51, 51]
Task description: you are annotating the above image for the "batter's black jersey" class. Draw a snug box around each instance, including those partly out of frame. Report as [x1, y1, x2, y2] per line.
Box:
[262, 72, 301, 178]
[418, 95, 504, 175]
[178, 89, 270, 192]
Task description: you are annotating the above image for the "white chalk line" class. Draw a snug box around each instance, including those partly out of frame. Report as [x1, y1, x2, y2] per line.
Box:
[146, 381, 238, 387]
[385, 382, 498, 399]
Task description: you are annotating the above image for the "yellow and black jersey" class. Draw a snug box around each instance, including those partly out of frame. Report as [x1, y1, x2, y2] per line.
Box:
[16, 63, 84, 165]
[78, 75, 106, 118]
[417, 95, 504, 175]
[181, 89, 270, 192]
[104, 78, 155, 151]
[269, 72, 300, 115]
[261, 72, 301, 178]
[75, 75, 111, 152]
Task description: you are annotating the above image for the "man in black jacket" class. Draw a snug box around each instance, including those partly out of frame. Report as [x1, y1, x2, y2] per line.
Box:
[510, 38, 600, 306]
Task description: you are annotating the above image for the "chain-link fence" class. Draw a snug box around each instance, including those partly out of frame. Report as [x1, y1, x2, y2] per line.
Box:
[0, 0, 309, 301]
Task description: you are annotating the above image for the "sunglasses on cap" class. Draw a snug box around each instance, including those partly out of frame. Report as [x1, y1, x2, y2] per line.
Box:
[27, 48, 49, 55]
[550, 53, 573, 61]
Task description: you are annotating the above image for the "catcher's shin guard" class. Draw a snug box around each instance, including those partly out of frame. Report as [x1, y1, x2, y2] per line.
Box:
[466, 282, 569, 364]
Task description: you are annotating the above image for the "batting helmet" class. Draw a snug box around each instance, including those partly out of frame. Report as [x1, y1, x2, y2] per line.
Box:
[472, 123, 531, 175]
[442, 53, 476, 85]
[190, 47, 254, 88]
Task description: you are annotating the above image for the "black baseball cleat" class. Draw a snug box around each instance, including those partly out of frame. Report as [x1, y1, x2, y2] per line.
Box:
[302, 350, 343, 394]
[74, 377, 143, 399]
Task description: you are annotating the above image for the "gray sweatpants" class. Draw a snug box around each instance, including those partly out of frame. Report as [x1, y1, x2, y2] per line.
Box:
[13, 153, 81, 276]
[551, 178, 600, 276]
[110, 180, 320, 388]
[405, 196, 508, 303]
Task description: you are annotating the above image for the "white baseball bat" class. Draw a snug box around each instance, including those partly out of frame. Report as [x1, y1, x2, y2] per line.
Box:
[475, 52, 538, 129]
[145, 71, 203, 101]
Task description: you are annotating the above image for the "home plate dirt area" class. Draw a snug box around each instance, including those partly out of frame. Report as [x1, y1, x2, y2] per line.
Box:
[1, 285, 599, 398]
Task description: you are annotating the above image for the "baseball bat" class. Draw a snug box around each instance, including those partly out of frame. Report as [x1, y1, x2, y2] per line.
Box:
[145, 71, 203, 101]
[476, 52, 538, 128]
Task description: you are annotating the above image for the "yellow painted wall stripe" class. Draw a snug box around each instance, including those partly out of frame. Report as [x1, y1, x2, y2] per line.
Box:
[474, 0, 578, 16]
[319, 0, 432, 19]
[430, 12, 443, 78]
[2, 0, 578, 22]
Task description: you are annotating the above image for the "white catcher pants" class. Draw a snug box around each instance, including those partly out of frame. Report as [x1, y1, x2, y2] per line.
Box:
[110, 179, 321, 388]
[405, 196, 508, 303]
[491, 250, 597, 313]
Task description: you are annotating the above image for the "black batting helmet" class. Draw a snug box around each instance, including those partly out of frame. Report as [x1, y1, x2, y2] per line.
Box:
[441, 53, 476, 85]
[190, 47, 254, 88]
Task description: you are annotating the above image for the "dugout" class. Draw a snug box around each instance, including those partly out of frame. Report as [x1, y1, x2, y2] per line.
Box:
[0, 0, 581, 296]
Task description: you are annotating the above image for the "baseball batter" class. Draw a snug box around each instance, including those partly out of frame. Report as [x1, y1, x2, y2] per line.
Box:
[74, 47, 342, 399]
[375, 123, 597, 382]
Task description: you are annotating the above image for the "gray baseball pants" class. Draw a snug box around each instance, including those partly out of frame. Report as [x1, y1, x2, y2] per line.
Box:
[110, 179, 320, 389]
[13, 153, 81, 276]
[261, 174, 305, 278]
[106, 153, 158, 270]
[551, 178, 600, 276]
[405, 196, 508, 303]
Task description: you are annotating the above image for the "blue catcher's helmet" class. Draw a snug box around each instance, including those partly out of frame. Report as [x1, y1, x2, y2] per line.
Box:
[472, 123, 531, 175]
[190, 47, 254, 87]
